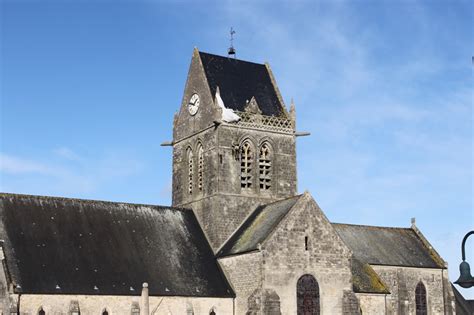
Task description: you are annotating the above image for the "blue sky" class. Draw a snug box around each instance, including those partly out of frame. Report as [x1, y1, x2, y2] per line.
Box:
[1, 0, 472, 298]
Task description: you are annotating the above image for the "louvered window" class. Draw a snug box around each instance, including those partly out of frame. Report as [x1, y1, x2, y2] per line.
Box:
[259, 143, 271, 190]
[240, 141, 253, 188]
[197, 144, 203, 191]
[187, 148, 194, 194]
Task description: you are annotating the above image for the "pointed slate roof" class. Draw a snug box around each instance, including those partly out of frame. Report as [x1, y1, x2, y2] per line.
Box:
[333, 223, 445, 268]
[199, 51, 285, 117]
[217, 195, 302, 257]
[0, 193, 234, 297]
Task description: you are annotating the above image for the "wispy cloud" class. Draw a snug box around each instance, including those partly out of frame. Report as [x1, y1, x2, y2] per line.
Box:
[0, 148, 145, 196]
[216, 0, 472, 298]
[53, 147, 83, 162]
[1, 153, 53, 175]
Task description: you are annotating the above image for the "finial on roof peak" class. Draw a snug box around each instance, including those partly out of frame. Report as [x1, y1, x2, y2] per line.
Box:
[289, 98, 296, 120]
[411, 217, 416, 227]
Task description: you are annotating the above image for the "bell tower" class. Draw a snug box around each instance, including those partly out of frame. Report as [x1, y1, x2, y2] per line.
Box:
[171, 48, 297, 251]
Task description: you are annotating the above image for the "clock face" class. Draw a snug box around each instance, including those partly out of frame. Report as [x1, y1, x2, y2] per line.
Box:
[188, 93, 200, 115]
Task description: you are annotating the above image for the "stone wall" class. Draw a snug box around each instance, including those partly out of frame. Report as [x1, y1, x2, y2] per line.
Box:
[18, 295, 233, 315]
[261, 193, 353, 314]
[0, 249, 13, 314]
[371, 265, 453, 315]
[173, 117, 297, 250]
[171, 50, 298, 251]
[356, 293, 386, 315]
[219, 193, 354, 315]
[218, 251, 263, 314]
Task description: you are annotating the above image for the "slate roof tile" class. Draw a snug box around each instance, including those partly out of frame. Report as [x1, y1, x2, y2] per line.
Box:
[217, 195, 302, 257]
[199, 51, 285, 117]
[0, 193, 234, 297]
[351, 257, 390, 294]
[333, 223, 445, 268]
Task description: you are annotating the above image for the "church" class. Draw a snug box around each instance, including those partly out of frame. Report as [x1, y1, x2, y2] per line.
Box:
[0, 48, 470, 314]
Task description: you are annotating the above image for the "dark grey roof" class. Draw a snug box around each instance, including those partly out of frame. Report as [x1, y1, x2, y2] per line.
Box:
[199, 51, 285, 117]
[351, 258, 390, 294]
[452, 284, 474, 315]
[333, 223, 445, 268]
[218, 195, 301, 257]
[0, 193, 234, 297]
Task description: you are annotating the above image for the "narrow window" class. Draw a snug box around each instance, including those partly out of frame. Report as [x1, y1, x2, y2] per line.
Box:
[38, 308, 45, 315]
[102, 310, 109, 315]
[210, 310, 216, 315]
[131, 302, 140, 315]
[197, 144, 204, 191]
[305, 236, 309, 251]
[187, 148, 194, 194]
[415, 282, 427, 315]
[259, 143, 271, 190]
[240, 141, 253, 189]
[69, 300, 80, 315]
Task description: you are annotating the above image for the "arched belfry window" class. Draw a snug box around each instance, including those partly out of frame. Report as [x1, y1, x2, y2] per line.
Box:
[240, 141, 254, 189]
[197, 143, 204, 192]
[259, 143, 272, 190]
[297, 274, 320, 315]
[187, 148, 194, 195]
[415, 281, 427, 315]
[38, 308, 45, 315]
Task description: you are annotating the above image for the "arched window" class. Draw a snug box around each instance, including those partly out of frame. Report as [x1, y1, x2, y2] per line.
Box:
[297, 274, 320, 315]
[209, 310, 216, 315]
[415, 282, 427, 315]
[197, 143, 204, 192]
[187, 148, 194, 194]
[259, 143, 271, 190]
[102, 310, 109, 315]
[240, 141, 253, 189]
[38, 308, 45, 315]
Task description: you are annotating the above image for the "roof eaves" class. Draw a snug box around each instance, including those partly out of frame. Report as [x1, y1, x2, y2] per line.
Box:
[410, 224, 446, 269]
[217, 248, 260, 259]
[367, 263, 445, 269]
[351, 258, 390, 295]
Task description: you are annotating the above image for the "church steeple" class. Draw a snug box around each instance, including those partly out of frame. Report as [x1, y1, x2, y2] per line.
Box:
[171, 49, 297, 251]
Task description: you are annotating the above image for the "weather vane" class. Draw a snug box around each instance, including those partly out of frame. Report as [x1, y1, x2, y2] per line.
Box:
[228, 27, 236, 58]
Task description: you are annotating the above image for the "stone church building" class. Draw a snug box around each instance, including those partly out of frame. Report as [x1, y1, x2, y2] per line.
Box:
[0, 49, 470, 314]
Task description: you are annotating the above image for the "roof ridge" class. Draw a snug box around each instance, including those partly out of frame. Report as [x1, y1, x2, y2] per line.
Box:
[217, 195, 303, 257]
[260, 194, 303, 208]
[332, 222, 411, 230]
[0, 192, 188, 212]
[199, 51, 265, 66]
